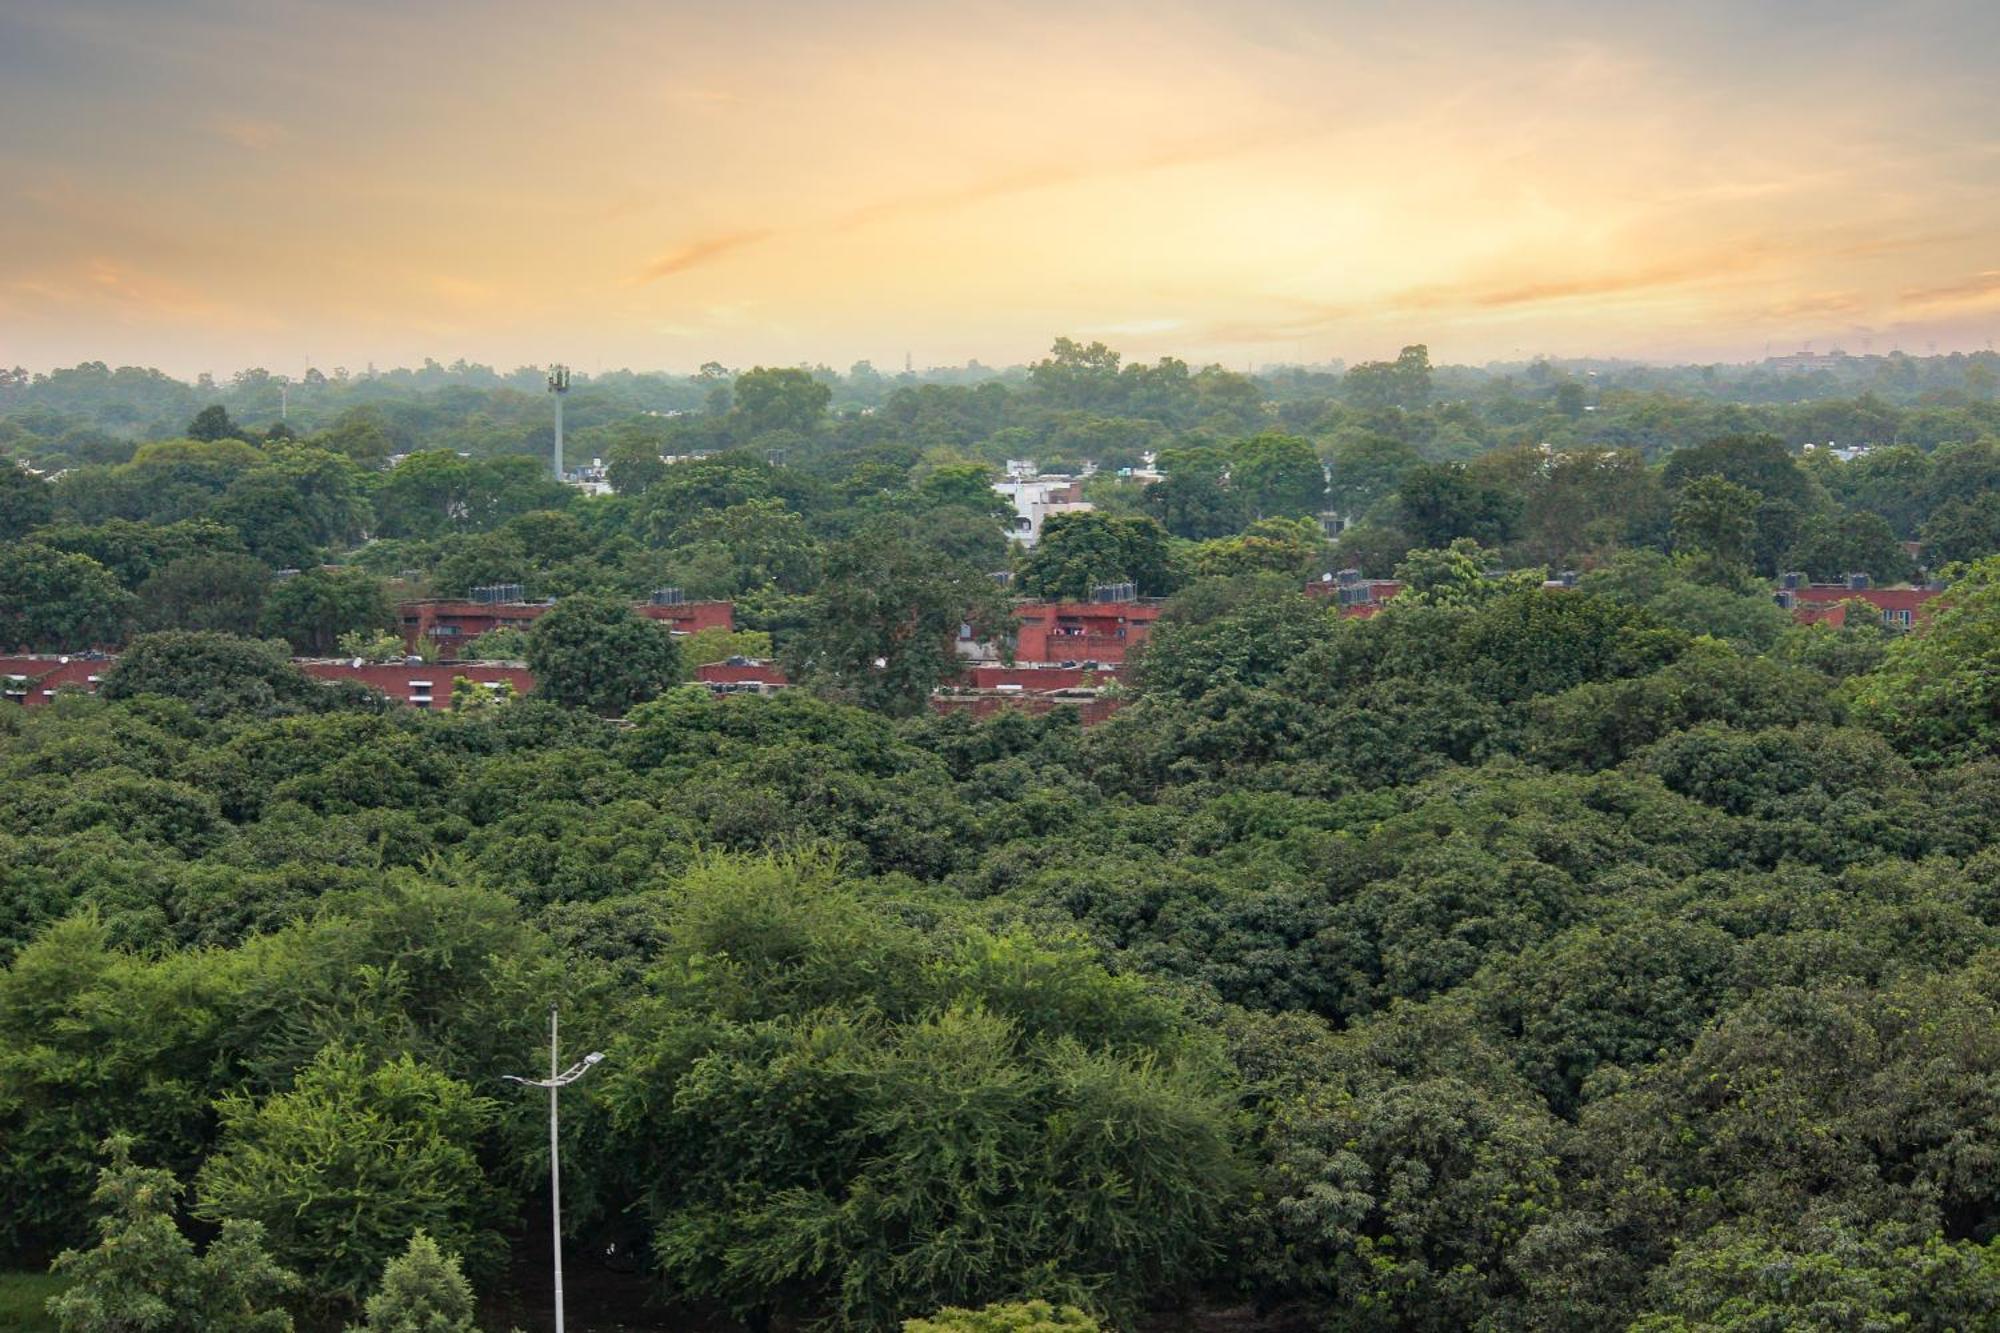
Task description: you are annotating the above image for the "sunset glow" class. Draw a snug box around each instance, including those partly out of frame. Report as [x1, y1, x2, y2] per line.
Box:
[3, 0, 1997, 374]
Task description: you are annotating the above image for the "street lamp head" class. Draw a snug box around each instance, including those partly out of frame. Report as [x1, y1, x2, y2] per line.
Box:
[584, 1051, 605, 1065]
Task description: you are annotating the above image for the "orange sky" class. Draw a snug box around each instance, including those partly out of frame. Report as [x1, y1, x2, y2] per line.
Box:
[2, 0, 1997, 376]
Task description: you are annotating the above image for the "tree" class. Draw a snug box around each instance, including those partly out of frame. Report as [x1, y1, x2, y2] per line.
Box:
[1185, 517, 1327, 580]
[1231, 432, 1325, 519]
[905, 1303, 1100, 1333]
[449, 673, 514, 712]
[1141, 449, 1246, 540]
[258, 566, 396, 655]
[1137, 584, 1341, 702]
[1662, 433, 1814, 510]
[0, 544, 133, 650]
[1394, 538, 1509, 607]
[1397, 463, 1519, 549]
[789, 520, 1015, 716]
[1784, 509, 1913, 583]
[212, 451, 371, 568]
[1672, 476, 1761, 583]
[1027, 337, 1124, 411]
[101, 631, 337, 717]
[138, 553, 269, 636]
[1017, 512, 1174, 601]
[526, 593, 683, 715]
[666, 498, 821, 594]
[459, 625, 530, 660]
[1343, 344, 1432, 411]
[196, 1047, 504, 1312]
[31, 518, 247, 591]
[1255, 1075, 1563, 1331]
[597, 857, 1244, 1328]
[348, 1231, 479, 1333]
[374, 451, 475, 539]
[1919, 492, 2000, 567]
[1325, 432, 1422, 517]
[605, 436, 668, 496]
[0, 459, 51, 541]
[679, 626, 775, 667]
[48, 1135, 297, 1333]
[733, 366, 831, 436]
[1626, 1220, 2000, 1332]
[185, 404, 245, 443]
[1848, 553, 2000, 765]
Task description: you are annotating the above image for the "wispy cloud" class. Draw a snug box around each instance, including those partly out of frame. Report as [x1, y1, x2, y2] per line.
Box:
[635, 230, 777, 282]
[1899, 270, 2000, 308]
[630, 130, 1308, 285]
[206, 115, 287, 150]
[1401, 247, 1777, 312]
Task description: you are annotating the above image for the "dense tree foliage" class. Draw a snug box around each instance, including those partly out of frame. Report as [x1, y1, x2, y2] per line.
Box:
[525, 594, 684, 716]
[3, 342, 2000, 1329]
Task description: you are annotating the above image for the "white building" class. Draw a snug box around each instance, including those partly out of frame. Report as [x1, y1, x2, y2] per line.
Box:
[994, 470, 1093, 547]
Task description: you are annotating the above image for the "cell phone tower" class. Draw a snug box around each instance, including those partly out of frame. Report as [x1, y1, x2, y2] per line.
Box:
[547, 365, 571, 480]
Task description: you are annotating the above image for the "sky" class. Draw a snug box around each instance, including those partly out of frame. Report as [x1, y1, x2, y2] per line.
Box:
[1, 0, 1997, 378]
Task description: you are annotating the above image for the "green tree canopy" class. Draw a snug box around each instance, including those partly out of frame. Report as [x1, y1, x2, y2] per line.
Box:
[1848, 553, 2000, 764]
[525, 592, 683, 715]
[789, 520, 1015, 716]
[48, 1135, 297, 1333]
[0, 544, 133, 651]
[258, 566, 396, 655]
[196, 1047, 504, 1311]
[1017, 512, 1174, 601]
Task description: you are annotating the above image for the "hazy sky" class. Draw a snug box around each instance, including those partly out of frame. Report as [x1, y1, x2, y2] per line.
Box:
[2, 0, 1997, 377]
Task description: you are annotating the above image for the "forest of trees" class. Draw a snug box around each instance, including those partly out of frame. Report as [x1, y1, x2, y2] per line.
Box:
[4, 342, 2000, 1330]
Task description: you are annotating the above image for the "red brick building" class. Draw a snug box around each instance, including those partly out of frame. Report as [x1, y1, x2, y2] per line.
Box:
[0, 655, 112, 706]
[694, 658, 789, 693]
[1305, 573, 1404, 618]
[1779, 581, 1943, 629]
[1011, 599, 1162, 665]
[398, 597, 733, 660]
[296, 660, 537, 708]
[959, 663, 1123, 690]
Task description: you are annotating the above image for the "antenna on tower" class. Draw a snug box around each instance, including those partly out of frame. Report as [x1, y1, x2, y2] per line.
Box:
[547, 365, 571, 481]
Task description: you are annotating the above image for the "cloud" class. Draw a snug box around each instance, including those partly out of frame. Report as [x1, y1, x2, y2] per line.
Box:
[634, 230, 777, 282]
[630, 130, 1307, 284]
[1898, 270, 2000, 309]
[3, 256, 270, 330]
[206, 116, 288, 150]
[1401, 248, 1776, 312]
[1082, 318, 1184, 336]
[1759, 291, 1864, 319]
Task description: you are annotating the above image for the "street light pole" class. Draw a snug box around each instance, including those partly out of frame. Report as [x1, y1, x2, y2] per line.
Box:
[504, 1007, 605, 1333]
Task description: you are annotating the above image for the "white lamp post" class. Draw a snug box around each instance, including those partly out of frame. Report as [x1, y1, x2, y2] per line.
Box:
[504, 1006, 604, 1333]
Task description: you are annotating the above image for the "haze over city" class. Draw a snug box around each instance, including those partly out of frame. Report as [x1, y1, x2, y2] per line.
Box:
[3, 0, 1998, 377]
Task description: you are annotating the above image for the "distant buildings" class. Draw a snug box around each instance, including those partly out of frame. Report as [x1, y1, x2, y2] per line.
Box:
[993, 466, 1092, 547]
[396, 591, 733, 660]
[1012, 594, 1163, 665]
[296, 660, 535, 707]
[0, 655, 111, 706]
[1305, 569, 1405, 618]
[1775, 573, 1943, 628]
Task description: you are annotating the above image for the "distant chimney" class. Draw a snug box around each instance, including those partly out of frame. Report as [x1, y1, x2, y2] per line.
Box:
[1780, 571, 1805, 590]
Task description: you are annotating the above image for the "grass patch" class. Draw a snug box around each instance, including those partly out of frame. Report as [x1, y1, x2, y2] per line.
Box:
[0, 1270, 65, 1331]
